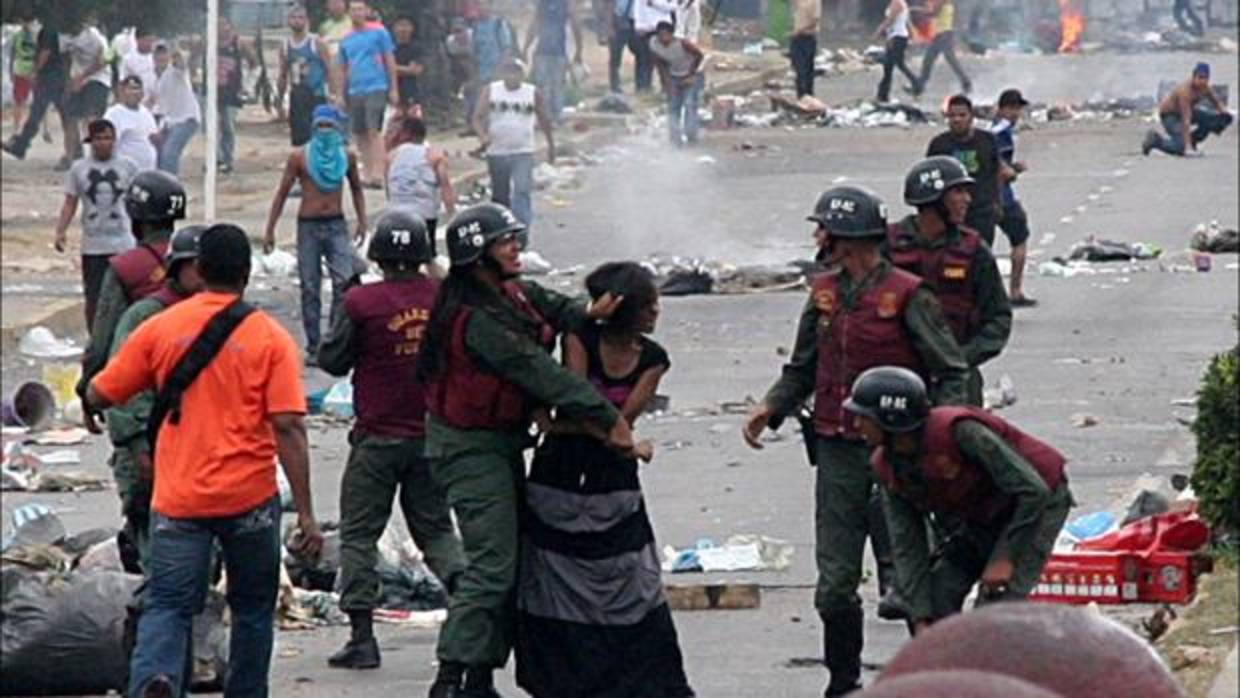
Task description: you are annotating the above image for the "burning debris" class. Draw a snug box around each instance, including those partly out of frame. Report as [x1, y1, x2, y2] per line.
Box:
[1057, 0, 1086, 53]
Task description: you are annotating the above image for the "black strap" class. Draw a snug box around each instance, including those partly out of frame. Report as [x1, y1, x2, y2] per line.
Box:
[146, 300, 256, 450]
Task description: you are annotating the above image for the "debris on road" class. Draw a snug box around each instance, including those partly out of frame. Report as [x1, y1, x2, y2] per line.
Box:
[983, 374, 1018, 411]
[1190, 221, 1240, 253]
[252, 248, 299, 277]
[1067, 236, 1161, 262]
[644, 255, 811, 297]
[18, 326, 82, 359]
[662, 534, 794, 573]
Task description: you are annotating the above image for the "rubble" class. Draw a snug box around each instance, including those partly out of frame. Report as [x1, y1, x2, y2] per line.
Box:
[1066, 236, 1161, 262]
[662, 534, 794, 573]
[1190, 221, 1240, 253]
[643, 255, 812, 297]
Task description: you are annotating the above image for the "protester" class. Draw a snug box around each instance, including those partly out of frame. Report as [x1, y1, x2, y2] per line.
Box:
[386, 116, 456, 251]
[53, 120, 139, 327]
[278, 4, 333, 148]
[515, 261, 695, 698]
[318, 210, 467, 670]
[335, 0, 399, 187]
[911, 0, 971, 97]
[62, 17, 112, 170]
[152, 42, 200, 176]
[216, 16, 258, 175]
[264, 104, 368, 364]
[416, 203, 632, 698]
[789, 0, 820, 99]
[391, 15, 426, 113]
[607, 0, 644, 93]
[633, 0, 676, 93]
[873, 0, 920, 102]
[3, 19, 70, 162]
[991, 88, 1037, 306]
[524, 0, 584, 124]
[926, 94, 1004, 245]
[844, 367, 1071, 629]
[320, 0, 353, 57]
[472, 57, 555, 240]
[465, 2, 520, 124]
[1173, 0, 1205, 37]
[649, 21, 705, 147]
[9, 15, 37, 135]
[97, 224, 206, 575]
[1143, 62, 1233, 157]
[86, 223, 324, 698]
[104, 75, 159, 171]
[120, 28, 157, 104]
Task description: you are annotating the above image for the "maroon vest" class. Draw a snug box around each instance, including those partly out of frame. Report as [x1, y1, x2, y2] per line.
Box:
[812, 266, 926, 439]
[110, 241, 170, 303]
[345, 278, 439, 438]
[886, 219, 982, 345]
[149, 285, 185, 308]
[427, 281, 555, 431]
[871, 406, 1067, 523]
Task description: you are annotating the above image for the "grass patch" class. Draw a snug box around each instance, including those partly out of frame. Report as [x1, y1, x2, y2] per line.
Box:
[1157, 558, 1239, 698]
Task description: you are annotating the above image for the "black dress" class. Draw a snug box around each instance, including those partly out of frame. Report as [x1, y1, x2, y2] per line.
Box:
[515, 326, 694, 698]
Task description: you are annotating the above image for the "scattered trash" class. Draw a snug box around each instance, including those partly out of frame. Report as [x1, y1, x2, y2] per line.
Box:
[595, 93, 633, 114]
[3, 382, 56, 429]
[28, 427, 90, 445]
[252, 248, 298, 277]
[321, 382, 354, 419]
[1, 503, 66, 552]
[374, 607, 449, 626]
[1167, 645, 1213, 670]
[1142, 604, 1177, 641]
[1067, 237, 1161, 262]
[1064, 511, 1118, 542]
[1190, 221, 1239, 253]
[983, 374, 1017, 411]
[662, 534, 794, 573]
[1071, 413, 1099, 428]
[19, 326, 82, 359]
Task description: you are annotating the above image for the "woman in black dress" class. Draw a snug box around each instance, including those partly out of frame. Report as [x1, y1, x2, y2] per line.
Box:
[516, 262, 694, 698]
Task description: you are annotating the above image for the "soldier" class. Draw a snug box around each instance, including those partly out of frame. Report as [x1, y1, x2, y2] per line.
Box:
[887, 156, 1011, 406]
[77, 170, 188, 421]
[96, 224, 206, 574]
[318, 209, 466, 670]
[844, 366, 1072, 631]
[415, 202, 634, 698]
[741, 186, 968, 697]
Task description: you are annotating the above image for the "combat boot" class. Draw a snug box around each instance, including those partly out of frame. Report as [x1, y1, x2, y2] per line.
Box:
[820, 606, 864, 697]
[328, 610, 381, 669]
[428, 662, 466, 698]
[463, 666, 504, 697]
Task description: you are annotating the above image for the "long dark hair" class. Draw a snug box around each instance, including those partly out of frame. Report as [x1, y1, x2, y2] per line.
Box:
[416, 267, 482, 383]
[585, 262, 658, 333]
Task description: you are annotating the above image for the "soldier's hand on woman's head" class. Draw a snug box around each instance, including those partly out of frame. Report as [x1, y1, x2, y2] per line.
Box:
[586, 291, 625, 320]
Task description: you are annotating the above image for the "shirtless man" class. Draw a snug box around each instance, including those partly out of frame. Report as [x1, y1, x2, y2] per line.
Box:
[1144, 62, 1233, 156]
[263, 104, 368, 364]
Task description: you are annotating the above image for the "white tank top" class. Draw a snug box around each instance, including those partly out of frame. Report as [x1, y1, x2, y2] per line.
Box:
[387, 143, 441, 219]
[888, 6, 910, 39]
[487, 81, 537, 156]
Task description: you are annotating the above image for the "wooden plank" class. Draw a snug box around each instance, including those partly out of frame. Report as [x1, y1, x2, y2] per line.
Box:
[664, 582, 761, 611]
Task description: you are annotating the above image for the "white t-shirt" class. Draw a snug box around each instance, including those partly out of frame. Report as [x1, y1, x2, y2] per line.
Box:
[121, 50, 157, 101]
[487, 81, 537, 156]
[634, 0, 677, 33]
[155, 64, 200, 125]
[104, 103, 159, 171]
[63, 27, 110, 86]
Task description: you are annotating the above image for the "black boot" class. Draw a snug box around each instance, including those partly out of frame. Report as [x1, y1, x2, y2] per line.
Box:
[867, 490, 909, 622]
[821, 606, 864, 697]
[328, 610, 381, 669]
[428, 662, 466, 698]
[463, 666, 503, 697]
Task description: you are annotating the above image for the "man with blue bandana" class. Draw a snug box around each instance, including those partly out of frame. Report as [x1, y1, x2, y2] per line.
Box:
[264, 104, 369, 365]
[1144, 62, 1234, 157]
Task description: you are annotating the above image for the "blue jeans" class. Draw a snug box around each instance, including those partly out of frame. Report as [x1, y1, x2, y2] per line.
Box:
[667, 73, 704, 146]
[296, 216, 355, 351]
[533, 53, 568, 123]
[487, 152, 535, 235]
[218, 105, 239, 168]
[129, 497, 281, 698]
[158, 119, 198, 176]
[1154, 108, 1235, 155]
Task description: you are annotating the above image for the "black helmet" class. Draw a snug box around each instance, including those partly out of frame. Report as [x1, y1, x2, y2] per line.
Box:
[843, 366, 930, 433]
[904, 156, 974, 206]
[165, 224, 206, 269]
[124, 170, 187, 224]
[445, 203, 525, 268]
[807, 186, 888, 238]
[368, 208, 432, 264]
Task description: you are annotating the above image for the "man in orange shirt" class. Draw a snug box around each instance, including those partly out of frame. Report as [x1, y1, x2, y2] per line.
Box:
[87, 223, 324, 698]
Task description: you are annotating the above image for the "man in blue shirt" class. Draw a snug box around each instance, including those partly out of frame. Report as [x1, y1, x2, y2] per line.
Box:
[991, 88, 1036, 307]
[523, 0, 583, 124]
[335, 0, 398, 187]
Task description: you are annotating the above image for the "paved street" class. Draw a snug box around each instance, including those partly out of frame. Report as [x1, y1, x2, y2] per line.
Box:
[2, 47, 1237, 696]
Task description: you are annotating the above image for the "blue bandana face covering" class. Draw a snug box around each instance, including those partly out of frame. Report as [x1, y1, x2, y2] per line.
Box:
[305, 126, 347, 193]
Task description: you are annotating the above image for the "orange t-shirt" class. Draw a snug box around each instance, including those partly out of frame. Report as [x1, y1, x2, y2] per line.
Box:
[93, 291, 307, 518]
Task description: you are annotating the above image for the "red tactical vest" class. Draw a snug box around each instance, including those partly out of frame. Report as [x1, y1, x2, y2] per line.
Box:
[344, 278, 439, 438]
[812, 266, 926, 439]
[109, 241, 170, 302]
[886, 219, 982, 345]
[871, 406, 1067, 523]
[427, 281, 555, 431]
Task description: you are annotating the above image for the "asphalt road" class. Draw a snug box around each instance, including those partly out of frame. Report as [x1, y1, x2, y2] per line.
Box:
[2, 48, 1237, 697]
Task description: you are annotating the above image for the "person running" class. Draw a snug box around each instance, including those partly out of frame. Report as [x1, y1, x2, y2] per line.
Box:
[873, 0, 920, 102]
[991, 88, 1037, 307]
[1143, 62, 1233, 157]
[264, 104, 368, 364]
[278, 4, 333, 148]
[910, 0, 971, 97]
[386, 116, 456, 254]
[515, 261, 695, 698]
[3, 20, 71, 162]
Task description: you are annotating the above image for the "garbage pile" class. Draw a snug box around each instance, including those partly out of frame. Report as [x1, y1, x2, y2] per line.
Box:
[642, 255, 815, 296]
[1190, 221, 1240, 254]
[661, 534, 794, 573]
[813, 47, 880, 77]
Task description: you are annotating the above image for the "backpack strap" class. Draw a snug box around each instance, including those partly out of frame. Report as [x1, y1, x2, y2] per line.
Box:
[146, 299, 256, 450]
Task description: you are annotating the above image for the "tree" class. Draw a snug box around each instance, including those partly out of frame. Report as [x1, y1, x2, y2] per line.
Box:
[2, 0, 209, 35]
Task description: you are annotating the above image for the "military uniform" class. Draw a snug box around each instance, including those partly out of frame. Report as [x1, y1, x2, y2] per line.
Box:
[886, 215, 1011, 405]
[874, 406, 1072, 621]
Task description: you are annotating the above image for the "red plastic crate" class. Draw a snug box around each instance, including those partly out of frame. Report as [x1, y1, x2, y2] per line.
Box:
[1136, 550, 1213, 604]
[1030, 551, 1141, 605]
